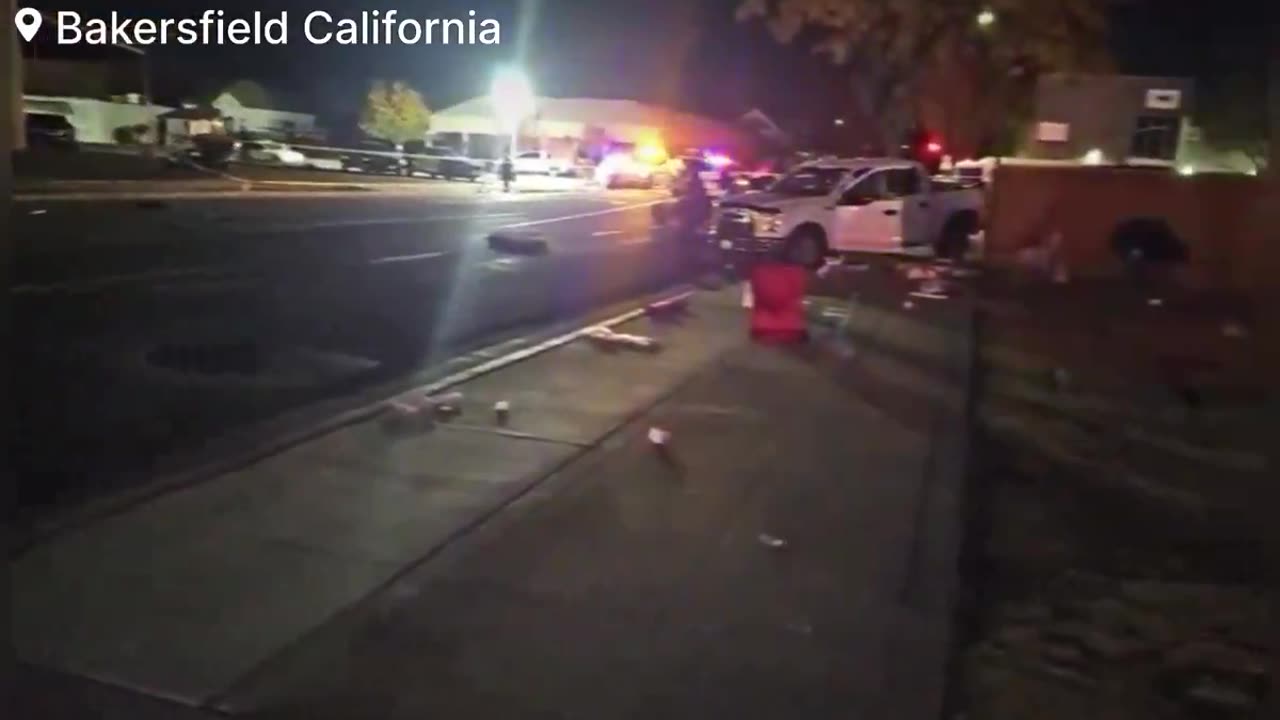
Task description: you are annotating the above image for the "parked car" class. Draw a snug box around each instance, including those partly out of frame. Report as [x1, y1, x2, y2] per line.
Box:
[240, 140, 307, 166]
[710, 158, 984, 266]
[189, 134, 237, 168]
[25, 113, 77, 149]
[340, 139, 406, 175]
[512, 150, 572, 176]
[402, 141, 484, 181]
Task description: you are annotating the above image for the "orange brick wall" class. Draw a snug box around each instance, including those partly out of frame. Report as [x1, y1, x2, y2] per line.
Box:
[984, 165, 1273, 294]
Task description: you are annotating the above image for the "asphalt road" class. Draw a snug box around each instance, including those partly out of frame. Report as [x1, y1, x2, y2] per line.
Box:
[13, 189, 697, 513]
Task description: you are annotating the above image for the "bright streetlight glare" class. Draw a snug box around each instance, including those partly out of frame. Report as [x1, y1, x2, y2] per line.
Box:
[490, 66, 535, 153]
[977, 9, 996, 27]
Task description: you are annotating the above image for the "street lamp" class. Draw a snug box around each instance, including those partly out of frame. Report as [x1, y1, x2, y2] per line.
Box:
[490, 66, 535, 156]
[976, 9, 996, 28]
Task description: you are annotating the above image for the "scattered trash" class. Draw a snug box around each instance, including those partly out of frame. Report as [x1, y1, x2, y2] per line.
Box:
[1051, 367, 1072, 391]
[647, 427, 671, 446]
[585, 326, 662, 352]
[494, 400, 511, 424]
[1221, 321, 1248, 339]
[644, 295, 689, 319]
[919, 278, 949, 296]
[816, 257, 844, 278]
[786, 621, 814, 636]
[29, 208, 47, 215]
[420, 391, 463, 419]
[757, 533, 788, 549]
[381, 398, 435, 433]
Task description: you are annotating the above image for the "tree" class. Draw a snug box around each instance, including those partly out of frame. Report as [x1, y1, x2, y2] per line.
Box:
[358, 81, 431, 145]
[1196, 73, 1269, 174]
[736, 0, 1112, 156]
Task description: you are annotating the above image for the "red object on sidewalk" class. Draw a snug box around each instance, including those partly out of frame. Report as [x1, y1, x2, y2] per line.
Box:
[748, 262, 808, 344]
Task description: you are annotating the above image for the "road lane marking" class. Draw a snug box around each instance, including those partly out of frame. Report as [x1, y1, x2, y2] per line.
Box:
[367, 250, 450, 265]
[226, 213, 522, 233]
[493, 199, 667, 230]
[592, 230, 622, 237]
[620, 235, 651, 245]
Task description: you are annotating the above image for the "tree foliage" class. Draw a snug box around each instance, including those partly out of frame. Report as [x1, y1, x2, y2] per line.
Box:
[737, 0, 1112, 154]
[359, 81, 432, 145]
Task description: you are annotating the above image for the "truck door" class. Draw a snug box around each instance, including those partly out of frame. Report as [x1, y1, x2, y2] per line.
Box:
[886, 167, 931, 251]
[832, 170, 902, 251]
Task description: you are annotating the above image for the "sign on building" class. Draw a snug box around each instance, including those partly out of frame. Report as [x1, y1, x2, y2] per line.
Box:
[1144, 89, 1181, 110]
[1036, 122, 1070, 142]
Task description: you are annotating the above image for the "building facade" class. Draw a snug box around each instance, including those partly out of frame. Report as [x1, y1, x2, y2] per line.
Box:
[1025, 73, 1195, 166]
[430, 96, 750, 161]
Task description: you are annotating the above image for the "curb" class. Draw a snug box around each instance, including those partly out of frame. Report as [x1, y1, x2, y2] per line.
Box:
[13, 287, 696, 555]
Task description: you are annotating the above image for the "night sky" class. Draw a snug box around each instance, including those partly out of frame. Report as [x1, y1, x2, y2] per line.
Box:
[20, 0, 1272, 136]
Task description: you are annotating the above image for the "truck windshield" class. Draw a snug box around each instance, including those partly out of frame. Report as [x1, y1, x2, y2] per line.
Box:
[772, 166, 862, 196]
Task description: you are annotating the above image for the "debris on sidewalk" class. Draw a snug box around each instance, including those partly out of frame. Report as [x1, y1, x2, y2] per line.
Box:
[741, 282, 754, 308]
[644, 295, 690, 321]
[647, 427, 671, 446]
[757, 533, 788, 550]
[424, 391, 463, 419]
[585, 326, 662, 352]
[494, 400, 511, 424]
[381, 397, 435, 433]
[1221, 321, 1248, 339]
[816, 256, 844, 278]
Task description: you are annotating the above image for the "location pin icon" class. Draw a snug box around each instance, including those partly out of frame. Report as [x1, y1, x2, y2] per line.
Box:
[15, 8, 43, 42]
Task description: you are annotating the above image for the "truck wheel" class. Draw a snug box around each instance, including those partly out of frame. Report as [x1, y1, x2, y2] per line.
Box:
[785, 227, 826, 269]
[936, 215, 975, 261]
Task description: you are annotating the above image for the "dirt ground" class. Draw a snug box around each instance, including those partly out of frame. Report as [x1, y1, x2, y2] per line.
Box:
[956, 272, 1278, 719]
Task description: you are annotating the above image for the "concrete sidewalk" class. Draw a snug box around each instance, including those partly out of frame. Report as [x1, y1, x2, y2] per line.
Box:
[14, 272, 975, 719]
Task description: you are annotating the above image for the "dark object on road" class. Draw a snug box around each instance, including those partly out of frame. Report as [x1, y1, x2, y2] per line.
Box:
[25, 112, 78, 149]
[487, 230, 549, 255]
[192, 134, 237, 168]
[1110, 218, 1188, 264]
[1110, 217, 1188, 291]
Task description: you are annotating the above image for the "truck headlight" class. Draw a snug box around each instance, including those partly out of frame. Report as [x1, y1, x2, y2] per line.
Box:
[756, 213, 783, 236]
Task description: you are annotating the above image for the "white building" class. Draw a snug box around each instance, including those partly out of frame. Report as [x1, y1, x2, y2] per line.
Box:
[209, 80, 316, 138]
[430, 96, 749, 160]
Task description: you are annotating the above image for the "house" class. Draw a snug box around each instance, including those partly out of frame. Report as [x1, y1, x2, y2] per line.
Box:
[21, 57, 167, 144]
[157, 105, 224, 146]
[1025, 74, 1194, 166]
[207, 80, 316, 139]
[429, 96, 751, 160]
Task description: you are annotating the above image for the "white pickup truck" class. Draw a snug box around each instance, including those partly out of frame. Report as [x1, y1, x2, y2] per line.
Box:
[709, 157, 984, 265]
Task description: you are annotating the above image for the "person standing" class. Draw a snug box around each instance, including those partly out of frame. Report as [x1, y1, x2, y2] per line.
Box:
[500, 154, 515, 192]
